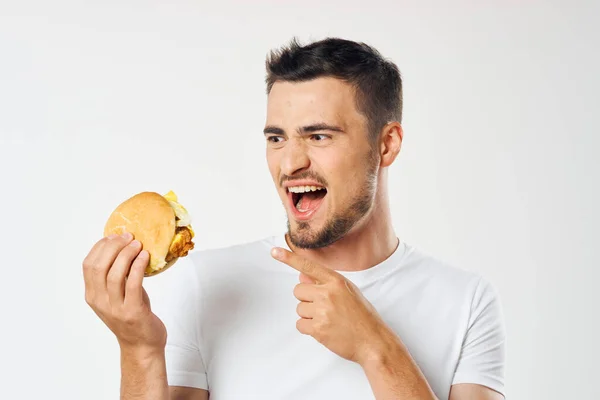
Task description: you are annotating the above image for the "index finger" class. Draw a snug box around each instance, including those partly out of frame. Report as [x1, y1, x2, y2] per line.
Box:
[271, 247, 338, 283]
[82, 234, 118, 289]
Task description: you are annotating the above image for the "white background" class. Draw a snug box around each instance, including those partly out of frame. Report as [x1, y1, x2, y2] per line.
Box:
[1, 1, 598, 399]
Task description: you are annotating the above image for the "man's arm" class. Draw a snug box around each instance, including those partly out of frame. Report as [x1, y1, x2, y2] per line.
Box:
[360, 330, 437, 399]
[119, 347, 208, 400]
[361, 340, 504, 400]
[360, 329, 507, 400]
[119, 347, 169, 399]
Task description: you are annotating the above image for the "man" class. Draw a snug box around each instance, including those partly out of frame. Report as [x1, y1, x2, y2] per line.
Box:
[83, 37, 505, 399]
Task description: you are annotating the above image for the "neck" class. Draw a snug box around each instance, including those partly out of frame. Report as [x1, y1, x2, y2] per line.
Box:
[285, 182, 398, 272]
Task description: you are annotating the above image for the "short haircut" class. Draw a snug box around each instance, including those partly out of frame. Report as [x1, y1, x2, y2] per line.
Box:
[265, 37, 403, 141]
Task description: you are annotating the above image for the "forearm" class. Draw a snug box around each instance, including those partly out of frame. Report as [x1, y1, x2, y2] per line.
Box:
[120, 346, 169, 400]
[361, 331, 437, 400]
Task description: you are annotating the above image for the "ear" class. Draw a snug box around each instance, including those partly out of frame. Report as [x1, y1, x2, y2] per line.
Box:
[379, 122, 403, 167]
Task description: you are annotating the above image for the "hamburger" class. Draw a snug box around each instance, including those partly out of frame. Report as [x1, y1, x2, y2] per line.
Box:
[103, 190, 195, 276]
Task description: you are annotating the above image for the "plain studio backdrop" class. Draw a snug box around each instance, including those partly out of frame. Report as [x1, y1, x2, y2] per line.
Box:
[1, 1, 598, 399]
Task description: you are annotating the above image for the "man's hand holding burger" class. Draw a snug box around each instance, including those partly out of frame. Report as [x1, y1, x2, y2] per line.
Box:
[271, 247, 438, 400]
[83, 232, 170, 399]
[83, 232, 167, 352]
[83, 191, 196, 399]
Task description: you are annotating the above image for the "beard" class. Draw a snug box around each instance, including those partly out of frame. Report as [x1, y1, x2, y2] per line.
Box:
[286, 151, 379, 249]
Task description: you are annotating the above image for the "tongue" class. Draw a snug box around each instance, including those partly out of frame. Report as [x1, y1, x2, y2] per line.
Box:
[297, 191, 326, 212]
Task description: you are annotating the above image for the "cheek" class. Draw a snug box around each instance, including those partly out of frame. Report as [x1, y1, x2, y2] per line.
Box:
[315, 146, 349, 175]
[321, 146, 362, 180]
[323, 152, 370, 204]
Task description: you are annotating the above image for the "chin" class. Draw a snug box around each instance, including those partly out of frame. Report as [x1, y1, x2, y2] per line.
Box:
[286, 218, 342, 249]
[287, 230, 322, 249]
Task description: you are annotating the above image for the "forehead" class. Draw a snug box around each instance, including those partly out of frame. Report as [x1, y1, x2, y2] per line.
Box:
[266, 77, 364, 129]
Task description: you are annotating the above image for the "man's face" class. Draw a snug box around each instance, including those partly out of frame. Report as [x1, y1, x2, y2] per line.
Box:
[264, 77, 379, 249]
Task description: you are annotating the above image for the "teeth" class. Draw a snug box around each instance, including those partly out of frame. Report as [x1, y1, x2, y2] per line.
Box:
[288, 186, 325, 193]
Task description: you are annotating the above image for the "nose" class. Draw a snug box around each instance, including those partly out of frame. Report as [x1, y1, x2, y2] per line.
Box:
[281, 138, 310, 176]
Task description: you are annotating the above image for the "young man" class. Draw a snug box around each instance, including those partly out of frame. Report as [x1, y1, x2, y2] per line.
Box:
[83, 38, 505, 400]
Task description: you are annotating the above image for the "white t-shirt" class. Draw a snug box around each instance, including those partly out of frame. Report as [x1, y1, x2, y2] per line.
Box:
[151, 235, 505, 400]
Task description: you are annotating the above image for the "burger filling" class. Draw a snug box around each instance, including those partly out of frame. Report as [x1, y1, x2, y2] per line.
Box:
[162, 190, 195, 264]
[166, 226, 195, 262]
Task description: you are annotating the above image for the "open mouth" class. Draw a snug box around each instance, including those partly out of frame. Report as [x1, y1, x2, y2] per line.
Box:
[287, 186, 327, 217]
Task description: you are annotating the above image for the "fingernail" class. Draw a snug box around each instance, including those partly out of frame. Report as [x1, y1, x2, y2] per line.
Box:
[121, 232, 132, 240]
[130, 240, 141, 248]
[107, 234, 118, 239]
[271, 248, 282, 258]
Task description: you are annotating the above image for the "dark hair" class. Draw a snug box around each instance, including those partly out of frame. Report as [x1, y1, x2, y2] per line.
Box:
[265, 37, 402, 141]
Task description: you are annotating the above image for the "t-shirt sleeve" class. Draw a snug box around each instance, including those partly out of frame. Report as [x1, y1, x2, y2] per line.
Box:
[452, 277, 506, 396]
[150, 256, 208, 390]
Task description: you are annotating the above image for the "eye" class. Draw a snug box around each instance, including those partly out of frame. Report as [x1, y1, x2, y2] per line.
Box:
[266, 135, 285, 143]
[311, 134, 330, 141]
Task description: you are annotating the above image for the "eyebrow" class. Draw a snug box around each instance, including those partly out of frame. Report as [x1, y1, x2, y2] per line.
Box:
[263, 123, 345, 136]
